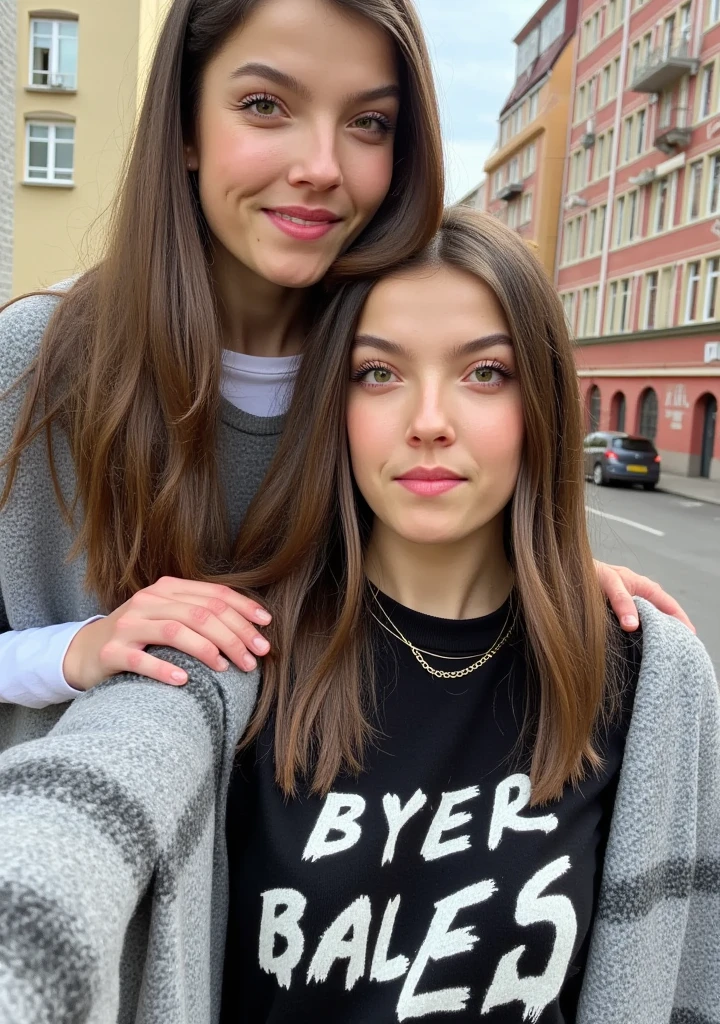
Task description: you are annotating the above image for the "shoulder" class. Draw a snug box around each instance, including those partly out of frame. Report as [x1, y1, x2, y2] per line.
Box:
[0, 279, 77, 390]
[634, 597, 717, 718]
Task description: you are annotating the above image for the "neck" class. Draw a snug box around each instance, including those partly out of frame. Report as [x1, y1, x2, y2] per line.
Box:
[364, 518, 513, 620]
[210, 239, 309, 357]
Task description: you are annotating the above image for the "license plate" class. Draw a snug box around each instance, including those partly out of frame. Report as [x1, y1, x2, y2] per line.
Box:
[627, 465, 648, 474]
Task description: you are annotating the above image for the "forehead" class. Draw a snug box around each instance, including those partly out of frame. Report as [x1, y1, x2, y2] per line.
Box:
[357, 265, 510, 346]
[212, 0, 398, 83]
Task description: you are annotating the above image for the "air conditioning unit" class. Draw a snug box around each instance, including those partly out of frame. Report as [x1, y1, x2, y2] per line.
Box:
[705, 342, 720, 363]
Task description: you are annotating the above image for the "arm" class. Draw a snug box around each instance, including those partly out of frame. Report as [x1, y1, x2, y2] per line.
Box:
[0, 619, 103, 707]
[0, 648, 259, 1022]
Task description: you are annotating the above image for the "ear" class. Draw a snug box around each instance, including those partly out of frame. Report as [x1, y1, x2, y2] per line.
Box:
[184, 143, 200, 172]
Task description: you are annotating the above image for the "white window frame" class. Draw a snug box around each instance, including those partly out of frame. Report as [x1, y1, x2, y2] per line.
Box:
[654, 177, 669, 233]
[704, 257, 720, 320]
[701, 63, 715, 120]
[645, 271, 659, 329]
[521, 192, 533, 224]
[28, 18, 78, 90]
[709, 153, 720, 215]
[25, 120, 75, 184]
[615, 195, 625, 246]
[628, 190, 638, 242]
[636, 109, 646, 156]
[711, 0, 720, 25]
[619, 278, 632, 332]
[686, 261, 701, 323]
[608, 281, 619, 332]
[688, 159, 703, 221]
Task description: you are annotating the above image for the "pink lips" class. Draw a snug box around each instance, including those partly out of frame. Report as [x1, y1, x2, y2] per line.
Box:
[264, 205, 342, 241]
[395, 467, 466, 497]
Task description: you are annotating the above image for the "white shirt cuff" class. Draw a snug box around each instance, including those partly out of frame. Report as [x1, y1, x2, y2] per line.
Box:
[0, 617, 105, 708]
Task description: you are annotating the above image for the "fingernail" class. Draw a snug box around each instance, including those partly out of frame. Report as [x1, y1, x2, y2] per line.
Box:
[243, 654, 257, 671]
[252, 637, 270, 654]
[171, 670, 187, 684]
[255, 609, 272, 624]
[622, 615, 639, 628]
[216, 657, 229, 671]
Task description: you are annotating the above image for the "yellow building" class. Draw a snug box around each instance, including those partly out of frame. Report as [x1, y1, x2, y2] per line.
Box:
[11, 0, 172, 296]
[484, 0, 577, 279]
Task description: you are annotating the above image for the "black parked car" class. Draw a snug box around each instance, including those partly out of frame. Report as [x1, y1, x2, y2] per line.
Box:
[583, 431, 661, 489]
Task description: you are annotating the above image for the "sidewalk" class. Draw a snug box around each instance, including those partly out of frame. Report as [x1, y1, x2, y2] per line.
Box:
[658, 471, 720, 506]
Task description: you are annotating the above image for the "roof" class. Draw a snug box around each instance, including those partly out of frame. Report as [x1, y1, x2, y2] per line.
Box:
[499, 28, 573, 117]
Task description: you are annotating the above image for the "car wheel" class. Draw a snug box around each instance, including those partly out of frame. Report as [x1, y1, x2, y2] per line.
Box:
[592, 463, 605, 486]
[643, 482, 657, 491]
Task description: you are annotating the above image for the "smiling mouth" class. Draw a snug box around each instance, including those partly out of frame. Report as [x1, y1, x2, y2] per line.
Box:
[263, 207, 343, 241]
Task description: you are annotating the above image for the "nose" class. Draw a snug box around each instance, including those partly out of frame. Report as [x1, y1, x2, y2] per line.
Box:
[287, 120, 343, 193]
[406, 383, 456, 449]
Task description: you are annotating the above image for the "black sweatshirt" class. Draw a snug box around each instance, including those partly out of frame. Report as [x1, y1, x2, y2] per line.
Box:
[222, 593, 639, 1023]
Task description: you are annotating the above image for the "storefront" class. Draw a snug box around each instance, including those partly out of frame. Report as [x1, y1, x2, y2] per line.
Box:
[576, 331, 720, 481]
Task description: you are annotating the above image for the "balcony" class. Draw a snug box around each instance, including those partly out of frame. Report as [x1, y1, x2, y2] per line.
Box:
[497, 181, 524, 201]
[654, 107, 692, 155]
[629, 39, 699, 93]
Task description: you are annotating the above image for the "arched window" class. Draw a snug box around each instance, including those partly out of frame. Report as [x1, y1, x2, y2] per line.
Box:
[587, 385, 601, 432]
[611, 391, 626, 432]
[638, 387, 658, 441]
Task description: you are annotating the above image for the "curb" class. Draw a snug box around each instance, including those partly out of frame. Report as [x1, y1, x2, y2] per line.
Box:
[657, 485, 720, 507]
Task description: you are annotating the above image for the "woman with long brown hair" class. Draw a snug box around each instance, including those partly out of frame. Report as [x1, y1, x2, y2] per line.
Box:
[217, 208, 719, 1022]
[0, 0, 689, 726]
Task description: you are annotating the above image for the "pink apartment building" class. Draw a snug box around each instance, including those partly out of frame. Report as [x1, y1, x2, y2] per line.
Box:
[556, 0, 720, 479]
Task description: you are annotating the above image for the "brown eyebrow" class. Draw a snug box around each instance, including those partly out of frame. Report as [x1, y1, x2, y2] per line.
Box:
[353, 333, 513, 359]
[230, 62, 400, 107]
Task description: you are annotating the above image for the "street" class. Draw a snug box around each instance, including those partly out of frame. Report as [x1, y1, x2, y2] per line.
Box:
[585, 482, 720, 673]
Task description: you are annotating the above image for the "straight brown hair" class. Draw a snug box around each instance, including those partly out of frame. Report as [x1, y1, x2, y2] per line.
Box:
[0, 0, 443, 610]
[227, 207, 618, 806]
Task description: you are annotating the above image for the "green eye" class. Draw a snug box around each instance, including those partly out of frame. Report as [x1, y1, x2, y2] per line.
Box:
[372, 368, 393, 383]
[254, 99, 277, 116]
[473, 367, 495, 383]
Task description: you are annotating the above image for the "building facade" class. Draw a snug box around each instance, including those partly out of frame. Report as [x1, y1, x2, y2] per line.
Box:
[557, 0, 720, 480]
[0, 0, 16, 301]
[10, 0, 171, 297]
[484, 0, 579, 277]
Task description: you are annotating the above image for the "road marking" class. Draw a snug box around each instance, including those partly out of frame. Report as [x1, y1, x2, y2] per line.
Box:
[585, 506, 665, 537]
[680, 500, 704, 508]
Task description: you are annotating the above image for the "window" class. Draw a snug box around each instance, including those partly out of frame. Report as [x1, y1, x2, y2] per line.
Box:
[588, 386, 601, 432]
[630, 42, 640, 84]
[523, 142, 536, 176]
[654, 177, 669, 233]
[710, 0, 720, 25]
[517, 27, 540, 77]
[500, 118, 509, 146]
[529, 88, 539, 120]
[607, 0, 618, 32]
[521, 192, 533, 224]
[587, 207, 598, 255]
[628, 190, 638, 241]
[540, 0, 566, 51]
[493, 170, 502, 197]
[29, 18, 78, 89]
[579, 289, 589, 335]
[709, 154, 720, 215]
[619, 278, 631, 331]
[561, 292, 575, 330]
[688, 160, 703, 220]
[636, 109, 646, 155]
[663, 13, 676, 58]
[601, 65, 611, 105]
[645, 271, 658, 328]
[623, 116, 633, 162]
[509, 157, 519, 183]
[595, 135, 605, 180]
[701, 64, 715, 120]
[705, 257, 720, 320]
[686, 261, 701, 322]
[615, 196, 625, 246]
[25, 121, 75, 183]
[612, 57, 620, 98]
[606, 129, 614, 172]
[607, 282, 618, 332]
[612, 392, 627, 432]
[577, 85, 586, 122]
[639, 389, 658, 441]
[658, 267, 674, 328]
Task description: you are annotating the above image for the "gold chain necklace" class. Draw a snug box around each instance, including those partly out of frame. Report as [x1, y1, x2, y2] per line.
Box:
[369, 588, 514, 681]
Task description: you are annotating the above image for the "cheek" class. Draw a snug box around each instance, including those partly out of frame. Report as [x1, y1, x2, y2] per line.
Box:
[343, 144, 395, 214]
[347, 397, 395, 486]
[200, 119, 288, 197]
[465, 395, 525, 477]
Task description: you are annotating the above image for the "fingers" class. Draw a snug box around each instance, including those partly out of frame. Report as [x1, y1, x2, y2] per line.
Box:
[595, 562, 640, 631]
[151, 577, 272, 625]
[614, 569, 696, 634]
[100, 642, 192, 687]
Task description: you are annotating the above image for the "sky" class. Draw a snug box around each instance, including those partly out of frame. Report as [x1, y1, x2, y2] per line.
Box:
[413, 0, 542, 203]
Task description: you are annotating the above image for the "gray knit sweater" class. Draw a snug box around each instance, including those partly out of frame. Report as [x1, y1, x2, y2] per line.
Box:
[1, 293, 719, 1022]
[0, 602, 717, 1023]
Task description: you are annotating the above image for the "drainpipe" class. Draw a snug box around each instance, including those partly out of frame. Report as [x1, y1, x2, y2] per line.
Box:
[595, 0, 633, 335]
[554, 33, 580, 287]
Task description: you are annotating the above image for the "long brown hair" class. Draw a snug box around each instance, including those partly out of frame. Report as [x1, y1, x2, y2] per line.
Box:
[231, 207, 617, 806]
[0, 0, 443, 610]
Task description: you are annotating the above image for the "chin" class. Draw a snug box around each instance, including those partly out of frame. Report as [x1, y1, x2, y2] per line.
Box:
[259, 253, 338, 290]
